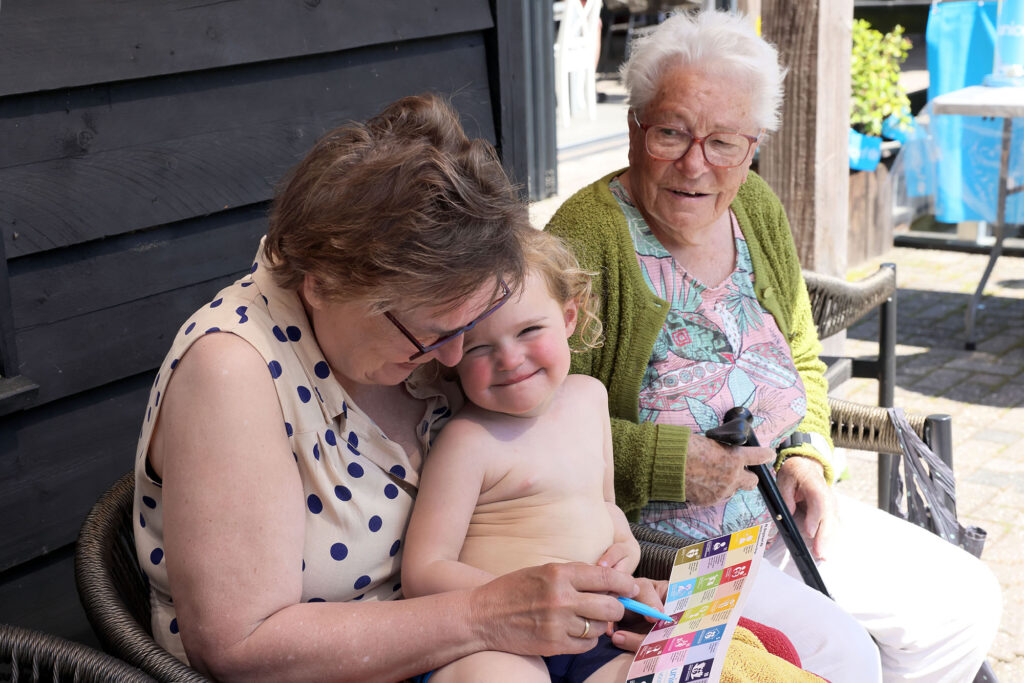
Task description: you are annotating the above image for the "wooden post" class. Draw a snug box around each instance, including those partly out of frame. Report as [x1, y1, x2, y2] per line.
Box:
[759, 0, 852, 277]
[736, 0, 761, 26]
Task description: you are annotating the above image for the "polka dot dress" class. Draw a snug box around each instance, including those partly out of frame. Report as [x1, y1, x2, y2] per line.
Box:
[133, 238, 461, 664]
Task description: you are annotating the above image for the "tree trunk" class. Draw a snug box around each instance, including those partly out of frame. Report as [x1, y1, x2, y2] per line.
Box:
[759, 0, 852, 277]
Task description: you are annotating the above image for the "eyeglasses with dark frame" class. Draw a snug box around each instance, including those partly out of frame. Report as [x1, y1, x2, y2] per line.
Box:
[632, 110, 762, 168]
[384, 280, 512, 361]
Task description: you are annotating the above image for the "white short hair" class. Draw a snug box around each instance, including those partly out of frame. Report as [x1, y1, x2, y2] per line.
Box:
[621, 10, 787, 132]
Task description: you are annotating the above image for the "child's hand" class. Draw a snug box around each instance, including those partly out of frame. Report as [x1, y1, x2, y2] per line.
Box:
[597, 540, 641, 574]
[608, 578, 669, 646]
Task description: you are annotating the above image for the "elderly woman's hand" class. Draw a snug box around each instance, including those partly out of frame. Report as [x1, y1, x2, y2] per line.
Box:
[470, 562, 636, 656]
[777, 456, 838, 560]
[684, 434, 776, 506]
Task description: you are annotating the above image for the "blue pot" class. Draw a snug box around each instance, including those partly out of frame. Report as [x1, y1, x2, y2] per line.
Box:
[849, 128, 882, 172]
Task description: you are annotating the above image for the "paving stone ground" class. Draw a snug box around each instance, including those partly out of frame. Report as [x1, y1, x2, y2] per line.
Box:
[838, 249, 1024, 681]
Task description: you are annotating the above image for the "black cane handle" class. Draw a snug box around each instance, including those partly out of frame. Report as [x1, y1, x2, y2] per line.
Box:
[706, 407, 833, 599]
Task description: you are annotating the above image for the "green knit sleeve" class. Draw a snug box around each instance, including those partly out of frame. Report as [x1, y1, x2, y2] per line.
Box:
[752, 178, 836, 483]
[610, 419, 689, 521]
[783, 270, 835, 484]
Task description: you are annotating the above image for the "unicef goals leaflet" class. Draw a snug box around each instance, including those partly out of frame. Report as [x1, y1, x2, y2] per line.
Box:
[626, 523, 770, 683]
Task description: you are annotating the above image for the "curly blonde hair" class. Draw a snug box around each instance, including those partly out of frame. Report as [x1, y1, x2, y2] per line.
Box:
[521, 230, 602, 350]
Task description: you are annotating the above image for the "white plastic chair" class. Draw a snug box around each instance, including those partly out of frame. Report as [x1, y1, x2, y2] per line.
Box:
[554, 0, 603, 127]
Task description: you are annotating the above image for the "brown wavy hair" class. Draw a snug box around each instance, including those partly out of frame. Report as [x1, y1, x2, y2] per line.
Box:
[264, 94, 529, 312]
[522, 230, 603, 350]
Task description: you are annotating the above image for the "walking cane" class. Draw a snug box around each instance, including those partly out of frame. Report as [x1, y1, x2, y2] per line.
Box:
[705, 406, 833, 599]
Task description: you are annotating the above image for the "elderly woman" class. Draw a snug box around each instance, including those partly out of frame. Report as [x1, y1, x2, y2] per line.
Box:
[132, 94, 647, 682]
[547, 11, 1001, 682]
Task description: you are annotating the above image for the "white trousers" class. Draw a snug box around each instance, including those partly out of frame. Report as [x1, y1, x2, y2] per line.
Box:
[742, 494, 1001, 683]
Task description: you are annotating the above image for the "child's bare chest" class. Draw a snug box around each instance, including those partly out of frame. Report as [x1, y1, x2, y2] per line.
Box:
[476, 414, 605, 506]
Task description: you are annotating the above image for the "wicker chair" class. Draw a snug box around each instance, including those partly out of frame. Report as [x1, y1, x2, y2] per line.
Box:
[74, 472, 210, 683]
[803, 264, 953, 512]
[0, 622, 154, 682]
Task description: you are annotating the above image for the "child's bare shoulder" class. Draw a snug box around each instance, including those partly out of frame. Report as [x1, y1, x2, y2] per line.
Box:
[563, 374, 608, 402]
[431, 404, 504, 447]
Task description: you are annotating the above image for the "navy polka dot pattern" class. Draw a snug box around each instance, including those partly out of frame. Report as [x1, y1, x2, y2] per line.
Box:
[132, 238, 464, 662]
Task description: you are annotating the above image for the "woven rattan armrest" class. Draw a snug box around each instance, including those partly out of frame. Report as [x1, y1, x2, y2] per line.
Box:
[803, 265, 896, 341]
[0, 622, 155, 682]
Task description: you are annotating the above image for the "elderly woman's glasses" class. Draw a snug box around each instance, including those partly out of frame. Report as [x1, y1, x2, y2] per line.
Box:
[384, 280, 512, 361]
[632, 111, 761, 168]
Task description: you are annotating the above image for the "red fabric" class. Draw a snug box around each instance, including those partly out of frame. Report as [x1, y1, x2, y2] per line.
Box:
[736, 618, 831, 683]
[737, 617, 802, 668]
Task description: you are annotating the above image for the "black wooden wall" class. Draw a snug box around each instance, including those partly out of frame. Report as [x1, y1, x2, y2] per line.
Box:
[0, 0, 540, 645]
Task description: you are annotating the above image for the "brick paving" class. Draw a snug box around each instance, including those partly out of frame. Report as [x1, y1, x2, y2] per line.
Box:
[531, 86, 1024, 676]
[840, 249, 1024, 681]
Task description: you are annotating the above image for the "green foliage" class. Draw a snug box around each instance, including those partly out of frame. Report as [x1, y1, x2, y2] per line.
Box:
[850, 19, 912, 137]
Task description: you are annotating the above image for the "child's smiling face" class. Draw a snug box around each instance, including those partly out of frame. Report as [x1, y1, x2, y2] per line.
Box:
[456, 271, 578, 418]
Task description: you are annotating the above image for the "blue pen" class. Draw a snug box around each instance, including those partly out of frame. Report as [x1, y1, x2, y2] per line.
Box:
[617, 596, 676, 623]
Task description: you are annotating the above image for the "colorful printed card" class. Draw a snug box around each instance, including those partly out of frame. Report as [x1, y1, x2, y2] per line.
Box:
[626, 523, 770, 683]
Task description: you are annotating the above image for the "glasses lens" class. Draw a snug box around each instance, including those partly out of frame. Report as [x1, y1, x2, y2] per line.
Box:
[646, 125, 693, 161]
[703, 133, 752, 167]
[402, 280, 511, 360]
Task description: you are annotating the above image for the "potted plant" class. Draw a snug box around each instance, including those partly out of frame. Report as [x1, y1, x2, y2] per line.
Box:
[848, 18, 913, 171]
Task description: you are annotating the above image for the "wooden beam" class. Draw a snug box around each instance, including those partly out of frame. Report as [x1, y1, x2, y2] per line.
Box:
[759, 0, 852, 276]
[736, 0, 762, 24]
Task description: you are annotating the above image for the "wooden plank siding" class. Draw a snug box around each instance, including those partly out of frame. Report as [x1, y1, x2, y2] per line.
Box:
[0, 0, 493, 97]
[0, 0, 535, 642]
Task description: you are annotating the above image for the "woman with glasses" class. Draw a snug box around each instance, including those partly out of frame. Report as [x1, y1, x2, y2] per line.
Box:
[132, 94, 652, 682]
[547, 10, 1000, 682]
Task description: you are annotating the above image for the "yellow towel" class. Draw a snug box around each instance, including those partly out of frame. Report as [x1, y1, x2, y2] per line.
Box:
[722, 626, 825, 683]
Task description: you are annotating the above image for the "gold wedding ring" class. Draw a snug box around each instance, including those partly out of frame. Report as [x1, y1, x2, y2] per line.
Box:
[574, 618, 591, 639]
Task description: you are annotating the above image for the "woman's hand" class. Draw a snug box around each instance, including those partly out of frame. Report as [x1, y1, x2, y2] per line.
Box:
[610, 578, 668, 651]
[684, 434, 776, 506]
[777, 456, 838, 560]
[469, 562, 636, 656]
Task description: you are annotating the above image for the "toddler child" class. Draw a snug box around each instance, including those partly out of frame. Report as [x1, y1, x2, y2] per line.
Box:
[403, 229, 641, 683]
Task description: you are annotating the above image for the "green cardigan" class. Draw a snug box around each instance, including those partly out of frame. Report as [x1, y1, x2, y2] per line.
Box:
[545, 169, 833, 520]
